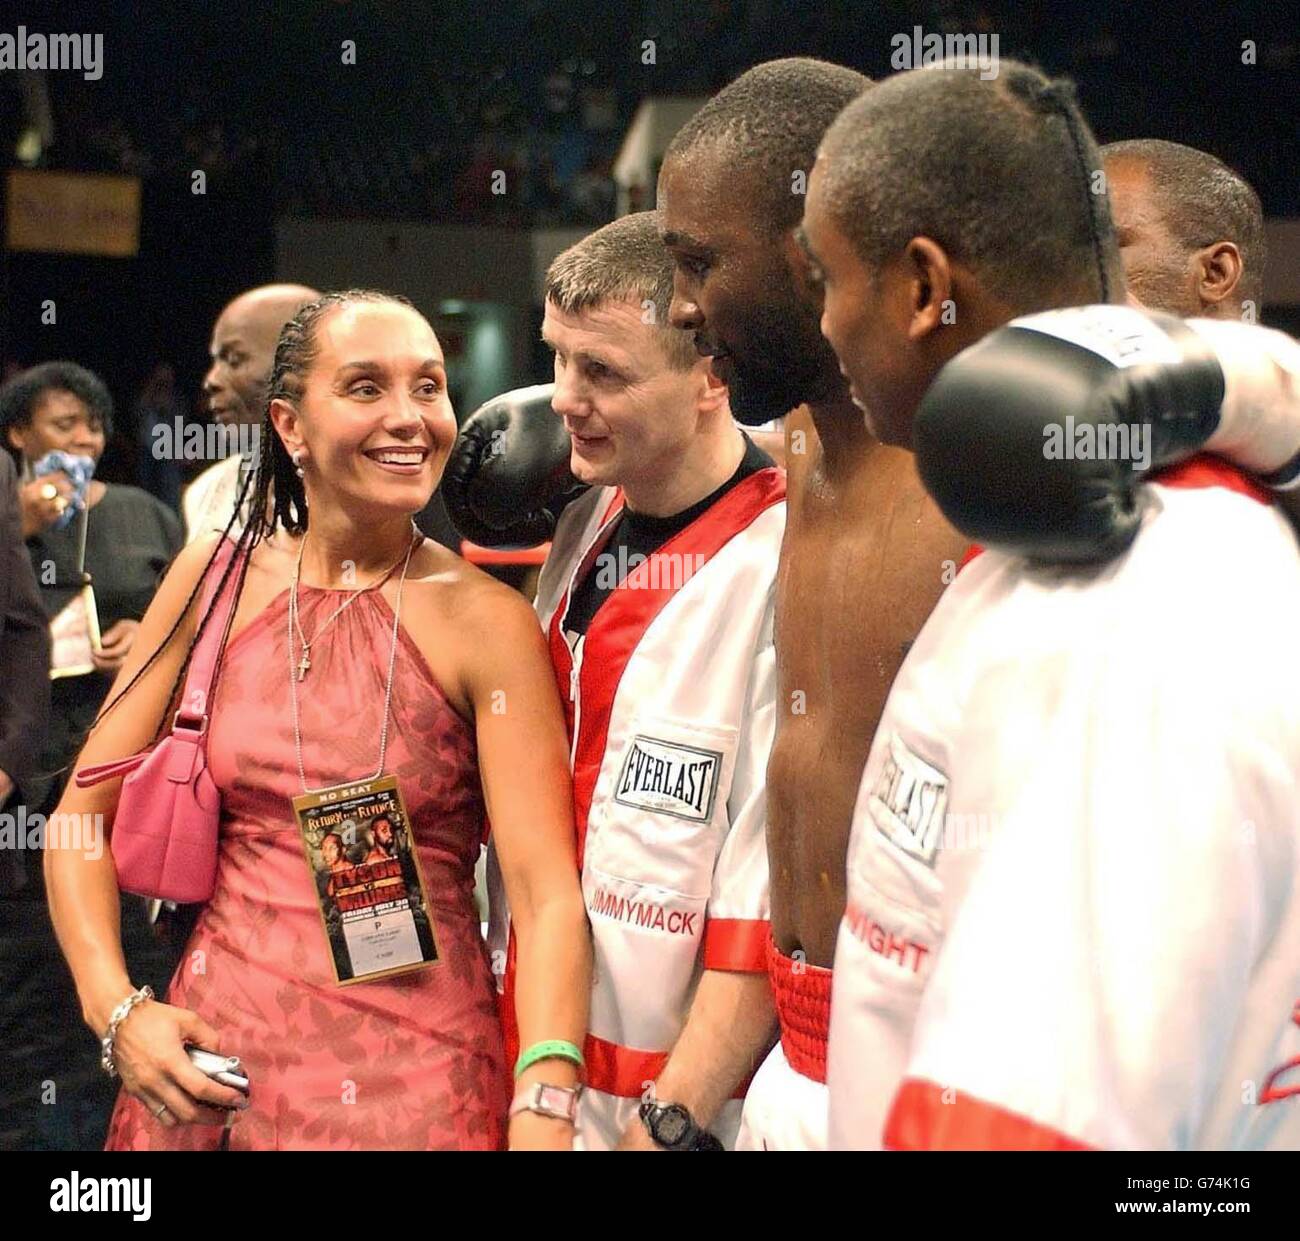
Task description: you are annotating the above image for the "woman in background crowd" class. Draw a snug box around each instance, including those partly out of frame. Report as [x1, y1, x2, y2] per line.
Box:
[2, 362, 182, 811]
[0, 360, 182, 1152]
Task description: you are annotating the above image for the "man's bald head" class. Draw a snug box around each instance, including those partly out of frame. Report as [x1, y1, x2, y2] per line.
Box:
[1102, 139, 1265, 320]
[205, 282, 320, 425]
[224, 283, 321, 340]
[657, 58, 869, 422]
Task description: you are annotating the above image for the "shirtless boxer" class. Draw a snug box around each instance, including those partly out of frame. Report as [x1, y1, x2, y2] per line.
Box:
[189, 284, 318, 541]
[1103, 139, 1266, 321]
[656, 58, 969, 1149]
[803, 60, 1300, 1149]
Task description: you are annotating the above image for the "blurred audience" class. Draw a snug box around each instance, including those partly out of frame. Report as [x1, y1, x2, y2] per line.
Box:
[39, 68, 621, 227]
[0, 361, 181, 1151]
[188, 284, 319, 543]
[2, 363, 181, 808]
[133, 363, 186, 514]
[0, 451, 51, 844]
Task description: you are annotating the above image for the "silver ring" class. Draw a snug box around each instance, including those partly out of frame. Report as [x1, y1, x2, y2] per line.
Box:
[153, 1101, 169, 1120]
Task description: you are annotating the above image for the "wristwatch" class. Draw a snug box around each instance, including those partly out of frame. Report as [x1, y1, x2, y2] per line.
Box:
[638, 1100, 724, 1150]
[509, 1082, 582, 1123]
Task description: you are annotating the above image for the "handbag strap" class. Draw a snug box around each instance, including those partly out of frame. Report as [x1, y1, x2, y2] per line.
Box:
[173, 538, 247, 730]
[75, 538, 249, 788]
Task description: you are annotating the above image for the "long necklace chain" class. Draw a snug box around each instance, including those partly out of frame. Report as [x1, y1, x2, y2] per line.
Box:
[290, 535, 413, 680]
[288, 526, 420, 794]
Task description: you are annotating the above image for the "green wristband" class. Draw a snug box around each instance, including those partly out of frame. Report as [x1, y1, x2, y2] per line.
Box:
[515, 1039, 584, 1079]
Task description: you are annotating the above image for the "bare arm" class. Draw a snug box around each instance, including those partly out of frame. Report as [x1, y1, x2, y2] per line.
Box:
[463, 584, 591, 1150]
[618, 969, 776, 1150]
[44, 535, 212, 1032]
[43, 534, 245, 1125]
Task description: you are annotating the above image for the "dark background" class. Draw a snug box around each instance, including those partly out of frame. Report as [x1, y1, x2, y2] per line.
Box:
[2, 0, 1297, 484]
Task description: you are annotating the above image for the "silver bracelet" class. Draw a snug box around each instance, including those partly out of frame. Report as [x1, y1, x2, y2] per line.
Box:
[100, 985, 154, 1078]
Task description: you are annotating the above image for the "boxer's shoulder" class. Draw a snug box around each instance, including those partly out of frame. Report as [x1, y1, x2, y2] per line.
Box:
[1114, 478, 1296, 613]
[948, 480, 1300, 699]
[1130, 483, 1300, 664]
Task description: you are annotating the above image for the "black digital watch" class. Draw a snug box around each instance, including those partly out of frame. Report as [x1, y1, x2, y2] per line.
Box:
[638, 1100, 725, 1151]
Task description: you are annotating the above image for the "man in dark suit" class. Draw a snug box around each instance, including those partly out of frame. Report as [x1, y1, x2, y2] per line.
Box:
[0, 452, 56, 1150]
[0, 450, 50, 835]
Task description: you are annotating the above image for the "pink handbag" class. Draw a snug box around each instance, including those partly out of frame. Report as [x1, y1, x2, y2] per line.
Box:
[76, 540, 245, 903]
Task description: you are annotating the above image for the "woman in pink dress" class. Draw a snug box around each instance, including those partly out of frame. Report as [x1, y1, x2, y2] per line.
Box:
[44, 291, 591, 1150]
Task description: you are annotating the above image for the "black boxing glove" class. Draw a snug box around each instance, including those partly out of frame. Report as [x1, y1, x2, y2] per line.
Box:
[441, 384, 588, 548]
[914, 306, 1300, 564]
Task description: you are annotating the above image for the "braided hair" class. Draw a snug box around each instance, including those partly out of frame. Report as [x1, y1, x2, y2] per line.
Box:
[817, 59, 1120, 312]
[1008, 74, 1114, 305]
[93, 289, 414, 741]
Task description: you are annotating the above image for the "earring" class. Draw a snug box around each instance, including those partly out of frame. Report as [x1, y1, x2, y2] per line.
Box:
[291, 449, 304, 479]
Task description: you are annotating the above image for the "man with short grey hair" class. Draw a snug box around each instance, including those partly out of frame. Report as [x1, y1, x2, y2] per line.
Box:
[1103, 139, 1266, 320]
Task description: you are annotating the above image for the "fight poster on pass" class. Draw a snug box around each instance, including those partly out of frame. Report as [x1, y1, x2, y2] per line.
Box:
[291, 775, 439, 986]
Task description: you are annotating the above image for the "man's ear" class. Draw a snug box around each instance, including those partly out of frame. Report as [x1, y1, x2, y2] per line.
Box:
[781, 226, 825, 316]
[5, 423, 27, 454]
[902, 236, 955, 342]
[694, 356, 729, 415]
[1196, 240, 1244, 309]
[267, 396, 302, 458]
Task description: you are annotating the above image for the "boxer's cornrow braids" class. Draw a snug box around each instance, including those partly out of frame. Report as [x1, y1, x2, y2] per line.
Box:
[1028, 78, 1112, 304]
[93, 289, 411, 743]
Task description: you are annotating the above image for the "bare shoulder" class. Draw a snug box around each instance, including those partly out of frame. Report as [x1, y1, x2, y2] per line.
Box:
[153, 532, 227, 633]
[241, 530, 297, 590]
[401, 542, 548, 709]
[406, 541, 538, 628]
[170, 531, 225, 588]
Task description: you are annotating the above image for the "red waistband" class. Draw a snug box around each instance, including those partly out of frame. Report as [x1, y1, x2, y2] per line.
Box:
[583, 1032, 752, 1100]
[767, 937, 832, 1084]
[584, 1033, 667, 1098]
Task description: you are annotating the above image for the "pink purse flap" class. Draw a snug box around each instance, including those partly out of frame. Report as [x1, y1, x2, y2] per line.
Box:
[163, 730, 204, 784]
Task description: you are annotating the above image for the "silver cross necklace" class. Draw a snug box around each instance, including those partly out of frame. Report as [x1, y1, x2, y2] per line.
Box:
[289, 525, 420, 680]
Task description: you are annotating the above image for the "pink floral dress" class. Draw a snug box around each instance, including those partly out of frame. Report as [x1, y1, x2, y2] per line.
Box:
[105, 581, 509, 1149]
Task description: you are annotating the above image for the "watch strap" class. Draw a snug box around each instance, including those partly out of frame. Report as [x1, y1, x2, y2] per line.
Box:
[639, 1100, 723, 1150]
[509, 1081, 582, 1123]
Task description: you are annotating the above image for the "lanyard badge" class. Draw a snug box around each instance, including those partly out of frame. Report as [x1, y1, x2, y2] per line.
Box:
[286, 527, 439, 985]
[292, 774, 439, 985]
